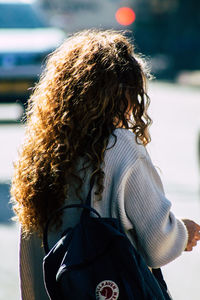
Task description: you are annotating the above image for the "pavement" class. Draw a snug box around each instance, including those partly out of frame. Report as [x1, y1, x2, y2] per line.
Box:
[0, 81, 200, 299]
[0, 224, 20, 300]
[177, 71, 200, 88]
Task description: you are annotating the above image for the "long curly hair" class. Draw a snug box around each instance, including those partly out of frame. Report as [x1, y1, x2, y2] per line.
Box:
[11, 29, 152, 236]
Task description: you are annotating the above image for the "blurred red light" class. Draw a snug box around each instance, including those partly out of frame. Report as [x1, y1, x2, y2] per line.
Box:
[115, 7, 136, 26]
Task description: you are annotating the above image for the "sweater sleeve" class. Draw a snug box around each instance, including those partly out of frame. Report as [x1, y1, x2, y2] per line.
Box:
[19, 229, 49, 300]
[121, 154, 188, 268]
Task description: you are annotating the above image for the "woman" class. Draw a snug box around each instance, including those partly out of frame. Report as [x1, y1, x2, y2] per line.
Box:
[11, 29, 200, 299]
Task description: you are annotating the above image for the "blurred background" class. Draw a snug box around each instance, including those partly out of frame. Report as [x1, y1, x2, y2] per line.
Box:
[0, 0, 200, 299]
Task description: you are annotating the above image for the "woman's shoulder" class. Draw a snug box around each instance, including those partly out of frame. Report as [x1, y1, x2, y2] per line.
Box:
[107, 128, 147, 158]
[105, 128, 148, 172]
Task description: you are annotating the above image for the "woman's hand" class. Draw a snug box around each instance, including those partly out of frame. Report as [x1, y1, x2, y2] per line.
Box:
[182, 219, 200, 251]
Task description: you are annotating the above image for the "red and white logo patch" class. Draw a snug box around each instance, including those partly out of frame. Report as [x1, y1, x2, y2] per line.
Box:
[95, 280, 119, 300]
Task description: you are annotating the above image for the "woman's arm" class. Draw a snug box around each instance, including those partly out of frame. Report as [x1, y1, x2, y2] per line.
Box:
[122, 155, 190, 268]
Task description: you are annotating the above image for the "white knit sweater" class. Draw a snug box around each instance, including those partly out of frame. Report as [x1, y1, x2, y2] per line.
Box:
[20, 128, 188, 300]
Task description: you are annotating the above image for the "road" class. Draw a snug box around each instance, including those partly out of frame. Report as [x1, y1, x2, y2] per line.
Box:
[0, 81, 200, 299]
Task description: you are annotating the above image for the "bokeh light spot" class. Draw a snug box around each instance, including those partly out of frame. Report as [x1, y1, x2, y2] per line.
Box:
[115, 7, 136, 26]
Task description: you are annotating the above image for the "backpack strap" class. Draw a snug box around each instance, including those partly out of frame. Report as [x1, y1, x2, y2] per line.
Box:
[85, 174, 95, 206]
[80, 174, 95, 220]
[43, 175, 97, 255]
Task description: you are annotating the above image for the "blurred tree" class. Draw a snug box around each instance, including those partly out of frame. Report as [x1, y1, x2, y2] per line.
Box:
[168, 0, 200, 70]
[39, 0, 55, 10]
[131, 0, 200, 75]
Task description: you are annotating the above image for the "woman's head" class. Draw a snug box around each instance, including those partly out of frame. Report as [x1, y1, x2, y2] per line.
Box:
[11, 29, 152, 235]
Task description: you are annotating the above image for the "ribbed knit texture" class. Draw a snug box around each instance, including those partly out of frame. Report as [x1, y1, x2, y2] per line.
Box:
[19, 128, 188, 299]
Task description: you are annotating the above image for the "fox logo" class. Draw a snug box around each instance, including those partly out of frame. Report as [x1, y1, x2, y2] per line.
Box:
[95, 280, 119, 300]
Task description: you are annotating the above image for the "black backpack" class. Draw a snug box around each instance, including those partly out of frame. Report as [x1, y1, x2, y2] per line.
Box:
[43, 181, 172, 300]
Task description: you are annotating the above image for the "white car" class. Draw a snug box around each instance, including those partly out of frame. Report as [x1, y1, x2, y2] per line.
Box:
[0, 0, 66, 104]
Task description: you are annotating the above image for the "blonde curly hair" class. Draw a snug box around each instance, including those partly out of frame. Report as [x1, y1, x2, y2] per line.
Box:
[11, 29, 152, 236]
